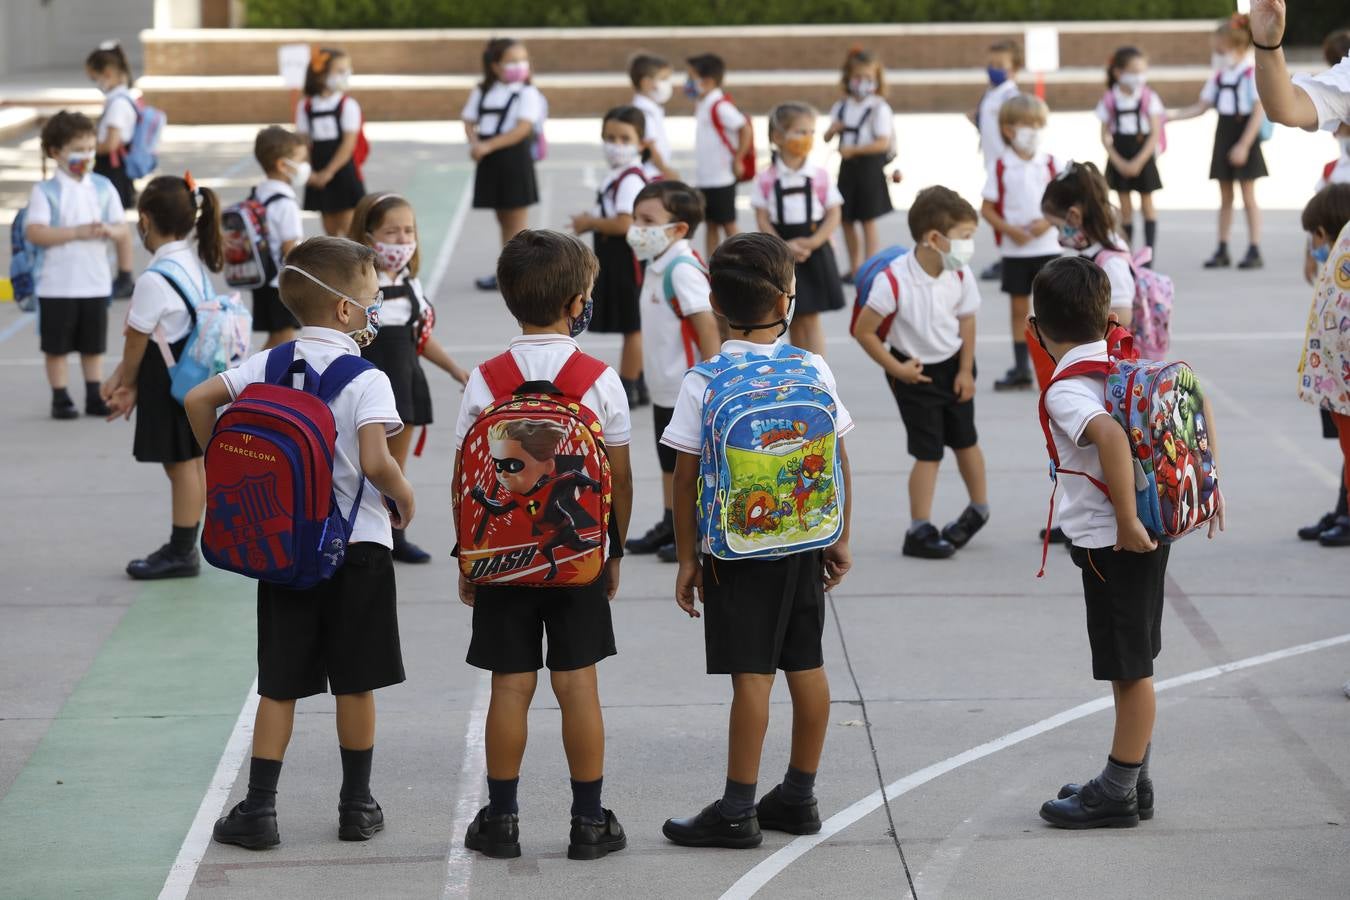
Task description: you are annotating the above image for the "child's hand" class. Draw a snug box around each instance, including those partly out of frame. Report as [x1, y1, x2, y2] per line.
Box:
[569, 212, 593, 235]
[105, 386, 136, 421]
[890, 169, 904, 184]
[449, 361, 471, 386]
[387, 486, 415, 530]
[1227, 143, 1250, 168]
[1114, 516, 1158, 553]
[604, 558, 621, 601]
[891, 357, 932, 385]
[823, 541, 852, 590]
[675, 560, 702, 618]
[1249, 0, 1286, 49]
[73, 222, 103, 241]
[953, 369, 976, 402]
[468, 140, 489, 162]
[1207, 487, 1226, 539]
[1028, 219, 1052, 237]
[787, 237, 813, 262]
[1006, 226, 1032, 246]
[458, 574, 476, 607]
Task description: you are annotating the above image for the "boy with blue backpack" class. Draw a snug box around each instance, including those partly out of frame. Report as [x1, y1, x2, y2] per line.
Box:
[185, 236, 414, 849]
[660, 232, 853, 849]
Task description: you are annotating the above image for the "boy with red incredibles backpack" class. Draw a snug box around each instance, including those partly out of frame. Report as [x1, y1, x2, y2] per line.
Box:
[454, 229, 633, 862]
[185, 236, 414, 850]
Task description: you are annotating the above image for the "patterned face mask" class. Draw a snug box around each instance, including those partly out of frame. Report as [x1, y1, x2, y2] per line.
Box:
[283, 264, 385, 348]
[371, 239, 416, 273]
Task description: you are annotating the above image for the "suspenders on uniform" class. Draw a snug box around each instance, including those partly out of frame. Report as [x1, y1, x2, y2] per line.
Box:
[476, 90, 520, 139]
[1214, 73, 1246, 116]
[837, 104, 874, 147]
[774, 176, 817, 231]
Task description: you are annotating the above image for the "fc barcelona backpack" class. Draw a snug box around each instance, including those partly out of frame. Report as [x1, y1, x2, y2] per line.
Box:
[202, 343, 375, 588]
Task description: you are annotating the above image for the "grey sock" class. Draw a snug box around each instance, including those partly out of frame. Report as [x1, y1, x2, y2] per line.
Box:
[1097, 755, 1142, 801]
[779, 766, 816, 805]
[969, 503, 990, 520]
[1139, 743, 1151, 785]
[717, 778, 757, 819]
[908, 519, 932, 535]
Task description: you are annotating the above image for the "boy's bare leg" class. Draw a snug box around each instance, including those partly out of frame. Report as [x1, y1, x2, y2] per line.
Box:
[619, 332, 643, 382]
[164, 458, 205, 529]
[486, 672, 537, 779]
[552, 666, 605, 782]
[727, 673, 774, 785]
[1111, 677, 1155, 764]
[861, 218, 881, 261]
[788, 313, 826, 357]
[784, 667, 829, 774]
[953, 445, 988, 507]
[841, 221, 861, 275]
[253, 697, 297, 760]
[336, 691, 376, 751]
[909, 460, 940, 522]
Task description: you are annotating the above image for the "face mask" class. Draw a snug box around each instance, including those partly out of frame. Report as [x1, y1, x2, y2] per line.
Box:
[1012, 126, 1040, 155]
[282, 159, 311, 191]
[1117, 72, 1145, 91]
[727, 291, 795, 338]
[1312, 243, 1332, 265]
[627, 224, 676, 261]
[137, 218, 149, 247]
[649, 80, 674, 105]
[683, 77, 700, 99]
[501, 61, 530, 84]
[934, 235, 975, 271]
[987, 66, 1008, 87]
[65, 151, 94, 178]
[783, 133, 814, 159]
[603, 141, 641, 169]
[849, 77, 876, 98]
[372, 239, 416, 273]
[1212, 52, 1239, 71]
[327, 71, 350, 91]
[283, 264, 383, 348]
[1057, 223, 1091, 251]
[569, 297, 594, 337]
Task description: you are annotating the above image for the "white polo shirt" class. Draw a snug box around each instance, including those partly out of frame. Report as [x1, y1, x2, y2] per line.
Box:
[376, 269, 430, 328]
[595, 162, 658, 218]
[296, 92, 362, 143]
[221, 327, 403, 548]
[977, 79, 1019, 164]
[693, 88, 747, 189]
[461, 82, 545, 138]
[1043, 340, 1117, 549]
[660, 338, 855, 456]
[98, 85, 138, 146]
[865, 251, 980, 364]
[982, 148, 1065, 258]
[750, 160, 843, 227]
[126, 240, 210, 343]
[830, 95, 894, 147]
[454, 334, 632, 449]
[1295, 54, 1350, 133]
[1200, 60, 1258, 116]
[253, 179, 304, 288]
[639, 239, 713, 409]
[1095, 85, 1165, 136]
[1084, 239, 1136, 311]
[25, 169, 125, 298]
[632, 92, 673, 164]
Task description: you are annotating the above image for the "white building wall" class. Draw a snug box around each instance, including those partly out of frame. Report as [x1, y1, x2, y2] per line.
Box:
[1, 0, 158, 76]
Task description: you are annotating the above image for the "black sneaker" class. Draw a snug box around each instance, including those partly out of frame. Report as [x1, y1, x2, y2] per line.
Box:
[941, 506, 988, 550]
[213, 801, 280, 849]
[338, 797, 385, 841]
[568, 808, 627, 860]
[1040, 526, 1070, 546]
[636, 376, 651, 408]
[1319, 516, 1350, 547]
[392, 538, 432, 564]
[994, 368, 1033, 392]
[755, 785, 821, 835]
[1298, 512, 1339, 541]
[841, 271, 855, 286]
[662, 801, 762, 849]
[52, 397, 79, 420]
[464, 807, 521, 859]
[979, 260, 1002, 281]
[85, 395, 111, 417]
[627, 517, 675, 554]
[1059, 778, 1153, 820]
[1203, 247, 1231, 269]
[902, 524, 956, 560]
[1237, 247, 1264, 270]
[474, 274, 498, 292]
[111, 272, 135, 299]
[656, 543, 678, 563]
[1039, 778, 1139, 829]
[127, 545, 201, 580]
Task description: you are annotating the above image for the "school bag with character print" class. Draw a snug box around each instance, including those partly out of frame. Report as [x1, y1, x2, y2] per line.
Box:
[455, 350, 612, 587]
[1297, 220, 1350, 418]
[693, 344, 844, 560]
[1091, 246, 1173, 360]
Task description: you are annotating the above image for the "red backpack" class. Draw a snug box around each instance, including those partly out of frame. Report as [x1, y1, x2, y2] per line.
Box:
[711, 94, 756, 183]
[455, 350, 613, 587]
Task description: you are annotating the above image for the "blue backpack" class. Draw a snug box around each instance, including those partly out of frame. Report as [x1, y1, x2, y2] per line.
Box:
[850, 245, 908, 338]
[111, 94, 165, 180]
[149, 260, 253, 404]
[9, 175, 118, 312]
[692, 343, 845, 560]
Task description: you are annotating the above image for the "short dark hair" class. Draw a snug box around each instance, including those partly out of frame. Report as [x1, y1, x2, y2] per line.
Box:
[686, 53, 726, 85]
[908, 186, 979, 241]
[709, 232, 795, 327]
[303, 46, 349, 98]
[1032, 256, 1111, 344]
[497, 229, 599, 327]
[629, 52, 671, 89]
[634, 181, 704, 239]
[603, 104, 646, 141]
[1324, 29, 1350, 68]
[1302, 183, 1350, 241]
[254, 125, 305, 174]
[278, 236, 377, 323]
[40, 111, 95, 158]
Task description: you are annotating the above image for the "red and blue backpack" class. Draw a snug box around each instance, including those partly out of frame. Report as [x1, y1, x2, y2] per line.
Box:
[202, 343, 375, 588]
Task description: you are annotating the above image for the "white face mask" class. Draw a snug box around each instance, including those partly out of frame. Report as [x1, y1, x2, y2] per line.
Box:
[1117, 72, 1145, 91]
[934, 235, 976, 271]
[626, 223, 676, 261]
[1012, 126, 1040, 155]
[1211, 52, 1238, 71]
[849, 77, 877, 98]
[282, 159, 311, 191]
[371, 239, 416, 273]
[327, 71, 350, 91]
[649, 79, 674, 105]
[603, 141, 641, 169]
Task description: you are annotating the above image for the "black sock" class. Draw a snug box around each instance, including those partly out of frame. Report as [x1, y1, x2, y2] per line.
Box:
[1335, 478, 1347, 518]
[1216, 241, 1229, 255]
[392, 527, 407, 549]
[717, 777, 757, 819]
[118, 269, 132, 280]
[1143, 219, 1157, 249]
[779, 766, 816, 805]
[1248, 243, 1261, 255]
[487, 776, 519, 817]
[1012, 341, 1030, 374]
[339, 745, 373, 803]
[1122, 222, 1135, 245]
[570, 777, 604, 823]
[52, 387, 72, 405]
[170, 524, 199, 557]
[243, 756, 282, 812]
[85, 381, 102, 402]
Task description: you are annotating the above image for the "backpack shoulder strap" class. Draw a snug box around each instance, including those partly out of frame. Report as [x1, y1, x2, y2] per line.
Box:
[262, 192, 287, 208]
[148, 263, 200, 327]
[662, 255, 708, 316]
[882, 266, 900, 306]
[605, 165, 648, 204]
[37, 179, 62, 228]
[812, 166, 830, 208]
[709, 96, 737, 156]
[552, 350, 608, 401]
[995, 158, 1006, 208]
[264, 341, 302, 384]
[1046, 156, 1057, 179]
[1037, 360, 1112, 471]
[317, 353, 376, 405]
[479, 350, 527, 399]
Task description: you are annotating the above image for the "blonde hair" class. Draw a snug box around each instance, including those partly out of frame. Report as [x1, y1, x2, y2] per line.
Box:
[998, 93, 1049, 129]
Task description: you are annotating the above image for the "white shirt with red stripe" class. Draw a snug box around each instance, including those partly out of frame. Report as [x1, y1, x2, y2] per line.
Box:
[1043, 340, 1116, 548]
[982, 148, 1065, 258]
[694, 88, 747, 189]
[639, 239, 713, 409]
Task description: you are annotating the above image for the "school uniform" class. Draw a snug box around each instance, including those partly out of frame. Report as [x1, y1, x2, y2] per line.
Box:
[1200, 59, 1268, 182]
[1095, 85, 1165, 193]
[1315, 138, 1350, 191]
[662, 338, 853, 674]
[95, 84, 139, 207]
[1292, 54, 1350, 133]
[454, 333, 631, 673]
[694, 88, 747, 225]
[976, 79, 1020, 167]
[632, 92, 673, 167]
[830, 94, 895, 222]
[296, 92, 367, 213]
[588, 161, 656, 334]
[751, 159, 846, 315]
[640, 238, 712, 473]
[124, 240, 206, 463]
[1044, 340, 1169, 682]
[361, 268, 433, 426]
[26, 168, 124, 356]
[221, 327, 405, 699]
[249, 177, 303, 333]
[1082, 238, 1136, 313]
[982, 148, 1065, 296]
[866, 252, 981, 461]
[463, 80, 545, 210]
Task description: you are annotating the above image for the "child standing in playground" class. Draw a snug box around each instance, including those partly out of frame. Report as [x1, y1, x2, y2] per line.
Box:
[297, 46, 367, 237]
[825, 48, 895, 281]
[1097, 47, 1165, 256]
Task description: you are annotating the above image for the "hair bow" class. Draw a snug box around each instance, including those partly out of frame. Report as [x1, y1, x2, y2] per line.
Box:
[310, 46, 331, 73]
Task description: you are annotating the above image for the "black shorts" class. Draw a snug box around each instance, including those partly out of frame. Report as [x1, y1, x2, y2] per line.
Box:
[886, 349, 977, 462]
[39, 296, 108, 356]
[653, 404, 677, 474]
[700, 184, 738, 225]
[1070, 544, 1170, 682]
[1001, 254, 1059, 297]
[467, 580, 617, 673]
[702, 551, 825, 675]
[251, 285, 299, 334]
[256, 543, 405, 700]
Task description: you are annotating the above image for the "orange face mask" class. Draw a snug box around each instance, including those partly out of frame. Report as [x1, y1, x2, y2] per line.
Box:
[783, 133, 814, 159]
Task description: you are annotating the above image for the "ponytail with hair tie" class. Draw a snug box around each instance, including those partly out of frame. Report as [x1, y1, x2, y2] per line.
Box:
[184, 170, 204, 213]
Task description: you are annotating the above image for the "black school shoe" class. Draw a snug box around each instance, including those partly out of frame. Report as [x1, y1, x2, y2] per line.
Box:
[85, 395, 111, 417]
[1039, 778, 1139, 829]
[1040, 526, 1071, 546]
[1319, 516, 1350, 547]
[1237, 247, 1264, 270]
[127, 545, 201, 580]
[627, 516, 675, 554]
[941, 507, 988, 550]
[213, 801, 280, 849]
[568, 809, 627, 860]
[1203, 247, 1231, 269]
[1059, 779, 1153, 820]
[755, 785, 822, 835]
[656, 543, 678, 563]
[465, 807, 521, 859]
[662, 802, 763, 849]
[391, 537, 432, 564]
[52, 397, 79, 420]
[338, 797, 385, 841]
[1298, 512, 1339, 541]
[979, 260, 1002, 281]
[993, 368, 1033, 392]
[474, 274, 498, 292]
[111, 271, 135, 299]
[902, 524, 956, 560]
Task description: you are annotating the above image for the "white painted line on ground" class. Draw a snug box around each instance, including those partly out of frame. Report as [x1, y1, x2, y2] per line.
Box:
[0, 312, 35, 345]
[1203, 377, 1342, 489]
[718, 631, 1350, 900]
[442, 670, 492, 898]
[425, 178, 475, 300]
[157, 679, 260, 900]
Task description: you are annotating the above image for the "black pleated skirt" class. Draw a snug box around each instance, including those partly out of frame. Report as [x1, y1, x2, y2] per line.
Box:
[472, 140, 539, 210]
[133, 336, 202, 464]
[588, 233, 642, 334]
[1105, 133, 1163, 193]
[776, 222, 845, 315]
[1209, 115, 1268, 182]
[361, 324, 433, 425]
[838, 153, 893, 223]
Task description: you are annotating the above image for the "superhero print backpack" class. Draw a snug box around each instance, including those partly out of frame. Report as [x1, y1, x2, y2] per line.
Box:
[455, 350, 612, 587]
[693, 343, 844, 560]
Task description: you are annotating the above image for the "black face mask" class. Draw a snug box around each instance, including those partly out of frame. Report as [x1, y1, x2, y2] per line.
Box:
[1029, 317, 1116, 364]
[726, 294, 795, 339]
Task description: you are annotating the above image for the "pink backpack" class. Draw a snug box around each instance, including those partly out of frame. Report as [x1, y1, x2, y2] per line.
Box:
[1103, 86, 1168, 154]
[1093, 246, 1173, 360]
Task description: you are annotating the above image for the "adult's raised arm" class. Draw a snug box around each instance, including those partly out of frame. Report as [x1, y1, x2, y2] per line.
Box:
[1252, 0, 1350, 131]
